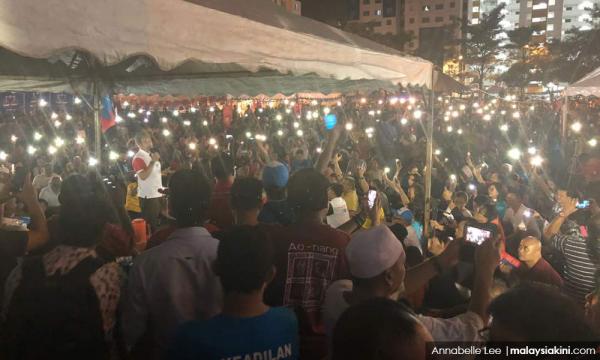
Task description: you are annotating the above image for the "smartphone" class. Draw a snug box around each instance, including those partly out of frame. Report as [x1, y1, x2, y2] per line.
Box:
[324, 114, 337, 130]
[577, 200, 590, 209]
[368, 190, 377, 209]
[10, 166, 28, 193]
[465, 225, 493, 245]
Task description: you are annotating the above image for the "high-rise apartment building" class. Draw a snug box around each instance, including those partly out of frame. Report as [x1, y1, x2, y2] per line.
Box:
[468, 0, 599, 43]
[349, 0, 403, 35]
[273, 0, 302, 15]
[403, 0, 465, 51]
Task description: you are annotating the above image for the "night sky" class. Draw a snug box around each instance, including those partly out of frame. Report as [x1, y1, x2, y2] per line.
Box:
[301, 0, 348, 23]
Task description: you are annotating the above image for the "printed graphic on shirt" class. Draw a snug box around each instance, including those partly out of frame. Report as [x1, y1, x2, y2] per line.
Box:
[284, 244, 339, 311]
[220, 343, 293, 360]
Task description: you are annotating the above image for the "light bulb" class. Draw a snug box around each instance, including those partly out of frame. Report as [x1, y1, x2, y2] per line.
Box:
[400, 118, 408, 125]
[208, 138, 217, 145]
[88, 157, 98, 167]
[293, 122, 300, 129]
[47, 145, 57, 155]
[530, 155, 543, 167]
[162, 129, 171, 137]
[0, 151, 7, 161]
[276, 114, 283, 121]
[115, 115, 123, 123]
[527, 147, 537, 155]
[54, 120, 62, 128]
[190, 106, 197, 113]
[161, 117, 168, 123]
[296, 129, 304, 137]
[500, 124, 509, 132]
[122, 101, 130, 108]
[277, 130, 284, 136]
[434, 149, 442, 155]
[127, 112, 136, 118]
[508, 147, 521, 160]
[203, 120, 208, 126]
[109, 151, 119, 161]
[172, 110, 179, 117]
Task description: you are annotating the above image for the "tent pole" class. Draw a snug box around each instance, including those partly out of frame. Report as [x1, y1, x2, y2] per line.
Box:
[561, 94, 568, 144]
[423, 72, 435, 238]
[94, 82, 101, 167]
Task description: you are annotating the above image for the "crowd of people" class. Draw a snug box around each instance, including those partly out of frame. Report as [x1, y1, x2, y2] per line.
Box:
[0, 92, 600, 359]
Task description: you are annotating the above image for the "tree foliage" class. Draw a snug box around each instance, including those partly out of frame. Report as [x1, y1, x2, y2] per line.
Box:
[546, 5, 600, 83]
[460, 4, 506, 89]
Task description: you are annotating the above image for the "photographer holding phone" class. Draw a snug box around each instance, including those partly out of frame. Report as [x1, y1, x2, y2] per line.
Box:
[543, 188, 597, 305]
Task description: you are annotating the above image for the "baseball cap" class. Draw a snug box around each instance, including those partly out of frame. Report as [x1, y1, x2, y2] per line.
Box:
[392, 207, 413, 223]
[262, 161, 289, 188]
[346, 225, 406, 279]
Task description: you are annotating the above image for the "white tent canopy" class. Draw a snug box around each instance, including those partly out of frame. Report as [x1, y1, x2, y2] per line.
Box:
[565, 66, 600, 96]
[0, 0, 434, 93]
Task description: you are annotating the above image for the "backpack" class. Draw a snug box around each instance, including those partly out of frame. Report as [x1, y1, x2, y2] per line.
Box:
[2, 255, 109, 359]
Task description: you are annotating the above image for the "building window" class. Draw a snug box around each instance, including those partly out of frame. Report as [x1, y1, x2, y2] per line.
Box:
[363, 10, 370, 16]
[422, 17, 430, 23]
[376, 9, 382, 16]
[548, 11, 554, 18]
[566, 6, 572, 11]
[471, 18, 479, 24]
[472, 6, 479, 12]
[450, 2, 455, 8]
[565, 18, 571, 23]
[547, 24, 554, 31]
[386, 19, 393, 25]
[435, 3, 444, 10]
[435, 16, 443, 22]
[409, 18, 415, 24]
[423, 5, 431, 11]
[548, 0, 555, 5]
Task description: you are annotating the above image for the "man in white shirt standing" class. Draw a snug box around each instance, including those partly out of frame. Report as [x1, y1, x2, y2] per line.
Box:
[504, 189, 541, 238]
[132, 131, 163, 233]
[38, 175, 61, 209]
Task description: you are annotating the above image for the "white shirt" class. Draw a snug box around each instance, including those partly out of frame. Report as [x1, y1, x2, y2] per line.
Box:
[122, 227, 222, 352]
[38, 185, 60, 207]
[327, 197, 350, 229]
[32, 173, 54, 191]
[503, 204, 541, 238]
[323, 280, 484, 342]
[133, 149, 163, 199]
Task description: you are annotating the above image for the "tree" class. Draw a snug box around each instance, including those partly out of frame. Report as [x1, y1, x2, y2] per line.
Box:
[546, 5, 600, 83]
[416, 20, 460, 67]
[460, 4, 505, 90]
[343, 21, 414, 52]
[500, 27, 540, 97]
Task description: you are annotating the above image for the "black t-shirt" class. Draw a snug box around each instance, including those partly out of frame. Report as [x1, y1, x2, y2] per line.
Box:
[0, 229, 28, 291]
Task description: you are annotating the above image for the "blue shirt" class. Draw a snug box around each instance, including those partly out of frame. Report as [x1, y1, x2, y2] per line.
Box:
[168, 307, 299, 360]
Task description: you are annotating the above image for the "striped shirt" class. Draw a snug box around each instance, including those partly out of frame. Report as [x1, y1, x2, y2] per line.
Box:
[550, 219, 598, 305]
